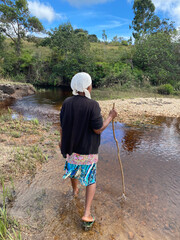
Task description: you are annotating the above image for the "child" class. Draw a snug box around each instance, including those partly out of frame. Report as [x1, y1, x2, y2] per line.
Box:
[59, 72, 117, 226]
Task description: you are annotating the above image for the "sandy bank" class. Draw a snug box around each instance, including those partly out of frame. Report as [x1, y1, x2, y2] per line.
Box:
[98, 97, 180, 124]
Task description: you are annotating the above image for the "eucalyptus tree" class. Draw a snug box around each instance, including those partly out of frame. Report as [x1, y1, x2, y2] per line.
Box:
[131, 0, 156, 39]
[102, 30, 107, 42]
[131, 0, 175, 39]
[0, 0, 44, 56]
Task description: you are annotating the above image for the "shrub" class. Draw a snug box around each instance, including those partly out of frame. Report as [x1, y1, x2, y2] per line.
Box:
[157, 84, 174, 95]
[121, 40, 128, 46]
[31, 118, 39, 126]
[12, 73, 26, 83]
[174, 82, 180, 91]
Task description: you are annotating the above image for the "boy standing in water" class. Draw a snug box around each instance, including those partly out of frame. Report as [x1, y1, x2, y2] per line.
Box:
[59, 72, 117, 227]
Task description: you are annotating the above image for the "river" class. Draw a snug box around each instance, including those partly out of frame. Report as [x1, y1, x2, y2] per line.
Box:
[4, 88, 180, 239]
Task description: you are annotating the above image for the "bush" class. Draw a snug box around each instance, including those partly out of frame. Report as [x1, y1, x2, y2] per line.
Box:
[12, 73, 26, 83]
[174, 81, 180, 91]
[157, 84, 174, 95]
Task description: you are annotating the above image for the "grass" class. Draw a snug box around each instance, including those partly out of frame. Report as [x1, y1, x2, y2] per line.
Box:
[0, 180, 21, 240]
[0, 113, 58, 183]
[92, 85, 180, 101]
[4, 39, 129, 65]
[90, 42, 132, 63]
[0, 112, 60, 239]
[0, 78, 34, 86]
[5, 39, 51, 61]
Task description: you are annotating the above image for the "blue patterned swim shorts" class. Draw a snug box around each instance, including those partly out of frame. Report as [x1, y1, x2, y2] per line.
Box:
[63, 161, 97, 186]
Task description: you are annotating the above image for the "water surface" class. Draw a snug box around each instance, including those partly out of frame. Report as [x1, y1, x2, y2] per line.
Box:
[8, 88, 180, 239]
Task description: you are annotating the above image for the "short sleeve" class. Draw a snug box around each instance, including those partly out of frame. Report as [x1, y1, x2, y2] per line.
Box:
[90, 102, 103, 130]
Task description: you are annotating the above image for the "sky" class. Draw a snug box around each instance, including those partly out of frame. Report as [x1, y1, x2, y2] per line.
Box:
[27, 0, 180, 40]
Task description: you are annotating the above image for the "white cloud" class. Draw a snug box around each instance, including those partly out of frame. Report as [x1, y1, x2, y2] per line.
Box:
[65, 0, 111, 7]
[152, 0, 174, 12]
[27, 32, 49, 38]
[127, 0, 180, 26]
[152, 0, 180, 25]
[98, 20, 129, 29]
[28, 1, 65, 22]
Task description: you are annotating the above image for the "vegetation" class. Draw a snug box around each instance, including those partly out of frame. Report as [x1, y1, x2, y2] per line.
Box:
[133, 32, 179, 86]
[92, 84, 179, 100]
[0, 0, 179, 92]
[0, 0, 44, 56]
[157, 84, 174, 95]
[0, 111, 60, 239]
[0, 179, 21, 240]
[0, 111, 59, 182]
[130, 0, 175, 39]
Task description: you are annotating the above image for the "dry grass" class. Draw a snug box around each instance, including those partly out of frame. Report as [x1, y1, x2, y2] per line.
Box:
[0, 78, 33, 86]
[0, 112, 60, 240]
[0, 113, 59, 184]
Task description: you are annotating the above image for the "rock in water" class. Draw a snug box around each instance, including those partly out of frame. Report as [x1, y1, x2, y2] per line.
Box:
[0, 83, 36, 102]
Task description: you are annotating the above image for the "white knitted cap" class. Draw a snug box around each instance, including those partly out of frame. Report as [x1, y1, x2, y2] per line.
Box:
[71, 72, 92, 99]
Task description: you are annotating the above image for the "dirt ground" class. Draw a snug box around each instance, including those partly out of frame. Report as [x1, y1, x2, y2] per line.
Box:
[98, 98, 180, 124]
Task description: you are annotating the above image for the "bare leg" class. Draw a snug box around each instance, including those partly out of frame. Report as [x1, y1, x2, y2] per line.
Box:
[70, 178, 79, 196]
[82, 183, 96, 222]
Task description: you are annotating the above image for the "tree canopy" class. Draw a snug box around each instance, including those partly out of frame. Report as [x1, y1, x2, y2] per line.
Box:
[131, 0, 175, 39]
[0, 0, 44, 55]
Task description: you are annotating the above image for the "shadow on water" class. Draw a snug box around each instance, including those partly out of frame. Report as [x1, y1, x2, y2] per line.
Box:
[3, 88, 180, 239]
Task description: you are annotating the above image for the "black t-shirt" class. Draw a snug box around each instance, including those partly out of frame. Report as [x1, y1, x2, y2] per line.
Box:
[60, 95, 103, 156]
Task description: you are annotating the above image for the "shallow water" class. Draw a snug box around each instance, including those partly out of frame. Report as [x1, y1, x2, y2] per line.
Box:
[6, 89, 180, 239]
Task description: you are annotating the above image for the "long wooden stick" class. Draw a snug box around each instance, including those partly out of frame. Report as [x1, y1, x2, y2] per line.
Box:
[112, 103, 126, 199]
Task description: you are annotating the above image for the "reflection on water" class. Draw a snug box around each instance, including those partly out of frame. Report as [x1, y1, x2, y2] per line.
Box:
[11, 87, 71, 122]
[6, 89, 180, 239]
[99, 119, 180, 240]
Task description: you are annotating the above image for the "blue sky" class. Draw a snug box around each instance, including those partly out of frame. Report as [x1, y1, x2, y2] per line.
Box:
[28, 0, 180, 40]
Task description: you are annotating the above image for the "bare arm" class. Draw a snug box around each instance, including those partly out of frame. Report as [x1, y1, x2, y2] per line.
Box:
[93, 109, 117, 134]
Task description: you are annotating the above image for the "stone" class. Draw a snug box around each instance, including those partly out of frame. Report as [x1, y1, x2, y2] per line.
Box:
[0, 83, 36, 102]
[0, 84, 15, 94]
[128, 232, 134, 239]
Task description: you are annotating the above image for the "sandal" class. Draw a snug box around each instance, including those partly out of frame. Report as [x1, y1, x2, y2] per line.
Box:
[82, 216, 95, 231]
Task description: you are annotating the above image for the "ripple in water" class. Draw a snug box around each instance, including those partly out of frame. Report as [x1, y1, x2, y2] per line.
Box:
[9, 89, 180, 240]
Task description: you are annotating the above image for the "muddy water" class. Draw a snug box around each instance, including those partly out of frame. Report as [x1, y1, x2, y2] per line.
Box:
[8, 89, 180, 239]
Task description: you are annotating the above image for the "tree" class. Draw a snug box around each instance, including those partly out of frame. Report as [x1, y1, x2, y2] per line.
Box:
[127, 37, 132, 45]
[0, 32, 5, 49]
[88, 34, 98, 42]
[102, 29, 107, 42]
[42, 22, 94, 85]
[0, 0, 44, 56]
[131, 0, 175, 39]
[74, 28, 88, 36]
[131, 0, 156, 39]
[133, 32, 179, 85]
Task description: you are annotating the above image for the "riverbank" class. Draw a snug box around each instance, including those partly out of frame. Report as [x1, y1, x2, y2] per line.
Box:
[0, 112, 60, 239]
[0, 113, 60, 184]
[98, 97, 180, 125]
[0, 81, 36, 103]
